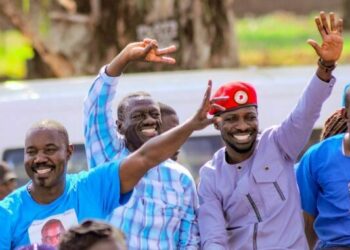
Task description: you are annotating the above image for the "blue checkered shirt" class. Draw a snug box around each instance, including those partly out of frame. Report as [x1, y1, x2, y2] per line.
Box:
[84, 66, 200, 250]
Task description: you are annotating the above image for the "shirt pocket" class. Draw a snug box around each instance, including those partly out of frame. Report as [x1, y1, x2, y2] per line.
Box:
[141, 185, 182, 230]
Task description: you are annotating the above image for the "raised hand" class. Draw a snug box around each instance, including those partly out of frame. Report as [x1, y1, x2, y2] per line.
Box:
[308, 11, 343, 63]
[122, 38, 176, 64]
[106, 38, 177, 76]
[189, 80, 227, 131]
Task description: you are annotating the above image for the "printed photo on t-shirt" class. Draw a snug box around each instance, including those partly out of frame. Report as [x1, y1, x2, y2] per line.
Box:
[28, 209, 78, 247]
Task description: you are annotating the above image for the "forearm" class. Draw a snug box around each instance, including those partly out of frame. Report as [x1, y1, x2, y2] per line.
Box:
[106, 50, 130, 76]
[84, 67, 122, 168]
[304, 212, 318, 249]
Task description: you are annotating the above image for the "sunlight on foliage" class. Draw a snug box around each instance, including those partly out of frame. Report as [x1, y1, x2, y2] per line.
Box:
[0, 30, 34, 79]
[236, 12, 350, 66]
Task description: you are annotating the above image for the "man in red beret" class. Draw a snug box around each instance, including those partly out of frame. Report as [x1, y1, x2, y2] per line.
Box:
[198, 11, 343, 249]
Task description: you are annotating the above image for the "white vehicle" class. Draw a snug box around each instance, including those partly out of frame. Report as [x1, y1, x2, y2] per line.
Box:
[1, 65, 349, 185]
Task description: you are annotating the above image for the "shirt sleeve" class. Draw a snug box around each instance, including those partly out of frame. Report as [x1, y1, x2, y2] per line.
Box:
[178, 175, 200, 249]
[84, 160, 132, 215]
[296, 148, 319, 216]
[0, 206, 11, 249]
[84, 65, 124, 169]
[274, 74, 335, 161]
[198, 167, 228, 249]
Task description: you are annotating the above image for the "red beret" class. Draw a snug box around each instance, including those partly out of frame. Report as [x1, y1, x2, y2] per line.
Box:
[209, 81, 257, 115]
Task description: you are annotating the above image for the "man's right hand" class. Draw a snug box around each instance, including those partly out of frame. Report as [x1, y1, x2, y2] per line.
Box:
[106, 38, 177, 76]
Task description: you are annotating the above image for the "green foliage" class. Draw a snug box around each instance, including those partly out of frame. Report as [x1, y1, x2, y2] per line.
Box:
[236, 12, 350, 66]
[0, 30, 34, 79]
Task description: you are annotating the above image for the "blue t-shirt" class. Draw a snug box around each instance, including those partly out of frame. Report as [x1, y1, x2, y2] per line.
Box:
[296, 133, 350, 248]
[0, 160, 131, 250]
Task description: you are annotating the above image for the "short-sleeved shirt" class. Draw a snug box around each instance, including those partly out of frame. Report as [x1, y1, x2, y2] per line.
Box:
[297, 134, 350, 248]
[0, 160, 131, 249]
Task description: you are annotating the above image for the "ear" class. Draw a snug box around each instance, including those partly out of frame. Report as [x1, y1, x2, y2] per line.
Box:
[116, 120, 125, 135]
[67, 144, 74, 160]
[341, 107, 348, 120]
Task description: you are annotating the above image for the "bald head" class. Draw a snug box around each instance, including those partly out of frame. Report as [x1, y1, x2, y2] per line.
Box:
[26, 120, 69, 145]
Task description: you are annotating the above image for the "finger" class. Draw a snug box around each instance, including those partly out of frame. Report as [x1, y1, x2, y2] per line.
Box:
[337, 18, 343, 34]
[147, 56, 176, 64]
[329, 12, 335, 31]
[210, 96, 229, 103]
[156, 45, 177, 55]
[320, 11, 330, 35]
[307, 39, 321, 56]
[315, 17, 326, 38]
[143, 42, 155, 55]
[211, 103, 226, 111]
[143, 38, 157, 45]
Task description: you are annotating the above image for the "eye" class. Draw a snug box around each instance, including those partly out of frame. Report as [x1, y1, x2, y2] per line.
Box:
[26, 148, 37, 156]
[246, 114, 257, 122]
[45, 147, 58, 155]
[151, 112, 160, 119]
[131, 113, 143, 120]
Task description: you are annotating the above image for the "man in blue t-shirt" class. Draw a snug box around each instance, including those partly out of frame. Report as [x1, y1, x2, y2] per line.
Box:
[297, 85, 350, 249]
[0, 69, 223, 249]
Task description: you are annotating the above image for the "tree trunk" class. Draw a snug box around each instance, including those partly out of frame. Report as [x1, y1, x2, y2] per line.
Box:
[344, 0, 350, 30]
[0, 0, 239, 78]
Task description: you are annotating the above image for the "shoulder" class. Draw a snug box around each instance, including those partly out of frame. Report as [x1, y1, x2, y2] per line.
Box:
[199, 147, 226, 177]
[0, 186, 27, 216]
[308, 134, 343, 157]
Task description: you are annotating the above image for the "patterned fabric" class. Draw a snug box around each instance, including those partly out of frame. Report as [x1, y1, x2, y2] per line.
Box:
[84, 66, 200, 250]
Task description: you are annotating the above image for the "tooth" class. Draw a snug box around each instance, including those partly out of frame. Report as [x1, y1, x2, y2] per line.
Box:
[37, 168, 51, 174]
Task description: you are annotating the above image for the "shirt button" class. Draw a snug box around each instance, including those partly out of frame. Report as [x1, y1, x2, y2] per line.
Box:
[237, 166, 242, 170]
[264, 166, 269, 170]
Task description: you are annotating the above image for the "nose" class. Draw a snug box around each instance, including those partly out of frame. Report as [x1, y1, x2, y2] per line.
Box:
[33, 151, 48, 164]
[143, 113, 157, 125]
[235, 119, 250, 132]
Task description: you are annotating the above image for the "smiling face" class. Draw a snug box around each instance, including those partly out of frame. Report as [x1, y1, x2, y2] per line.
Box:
[24, 127, 72, 190]
[118, 97, 161, 152]
[216, 106, 259, 160]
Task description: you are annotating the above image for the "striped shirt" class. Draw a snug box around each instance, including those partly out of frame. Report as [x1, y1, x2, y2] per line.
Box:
[84, 66, 200, 250]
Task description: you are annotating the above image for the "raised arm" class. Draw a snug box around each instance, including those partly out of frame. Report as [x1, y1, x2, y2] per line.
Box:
[84, 39, 176, 168]
[275, 11, 343, 160]
[119, 81, 226, 193]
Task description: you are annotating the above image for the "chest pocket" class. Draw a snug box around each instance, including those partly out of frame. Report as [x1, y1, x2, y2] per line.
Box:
[251, 154, 290, 216]
[140, 180, 182, 230]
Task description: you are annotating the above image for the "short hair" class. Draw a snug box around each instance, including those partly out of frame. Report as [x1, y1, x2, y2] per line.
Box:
[158, 102, 178, 117]
[342, 84, 350, 108]
[26, 120, 69, 145]
[58, 220, 126, 250]
[320, 109, 347, 140]
[117, 91, 151, 121]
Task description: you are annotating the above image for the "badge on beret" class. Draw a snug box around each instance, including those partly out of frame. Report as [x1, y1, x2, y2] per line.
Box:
[234, 90, 248, 104]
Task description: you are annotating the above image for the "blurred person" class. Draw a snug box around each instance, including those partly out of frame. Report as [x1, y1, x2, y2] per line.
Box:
[197, 11, 343, 249]
[159, 102, 180, 160]
[58, 220, 127, 250]
[84, 39, 201, 249]
[0, 75, 222, 249]
[296, 84, 350, 249]
[0, 161, 17, 199]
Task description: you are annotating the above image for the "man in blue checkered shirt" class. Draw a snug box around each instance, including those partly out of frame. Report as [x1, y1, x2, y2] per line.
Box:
[84, 39, 200, 249]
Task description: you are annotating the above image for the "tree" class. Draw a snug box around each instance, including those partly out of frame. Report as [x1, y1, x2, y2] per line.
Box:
[0, 0, 239, 78]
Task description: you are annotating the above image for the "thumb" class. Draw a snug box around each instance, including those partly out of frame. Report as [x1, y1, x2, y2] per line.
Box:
[307, 39, 322, 56]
